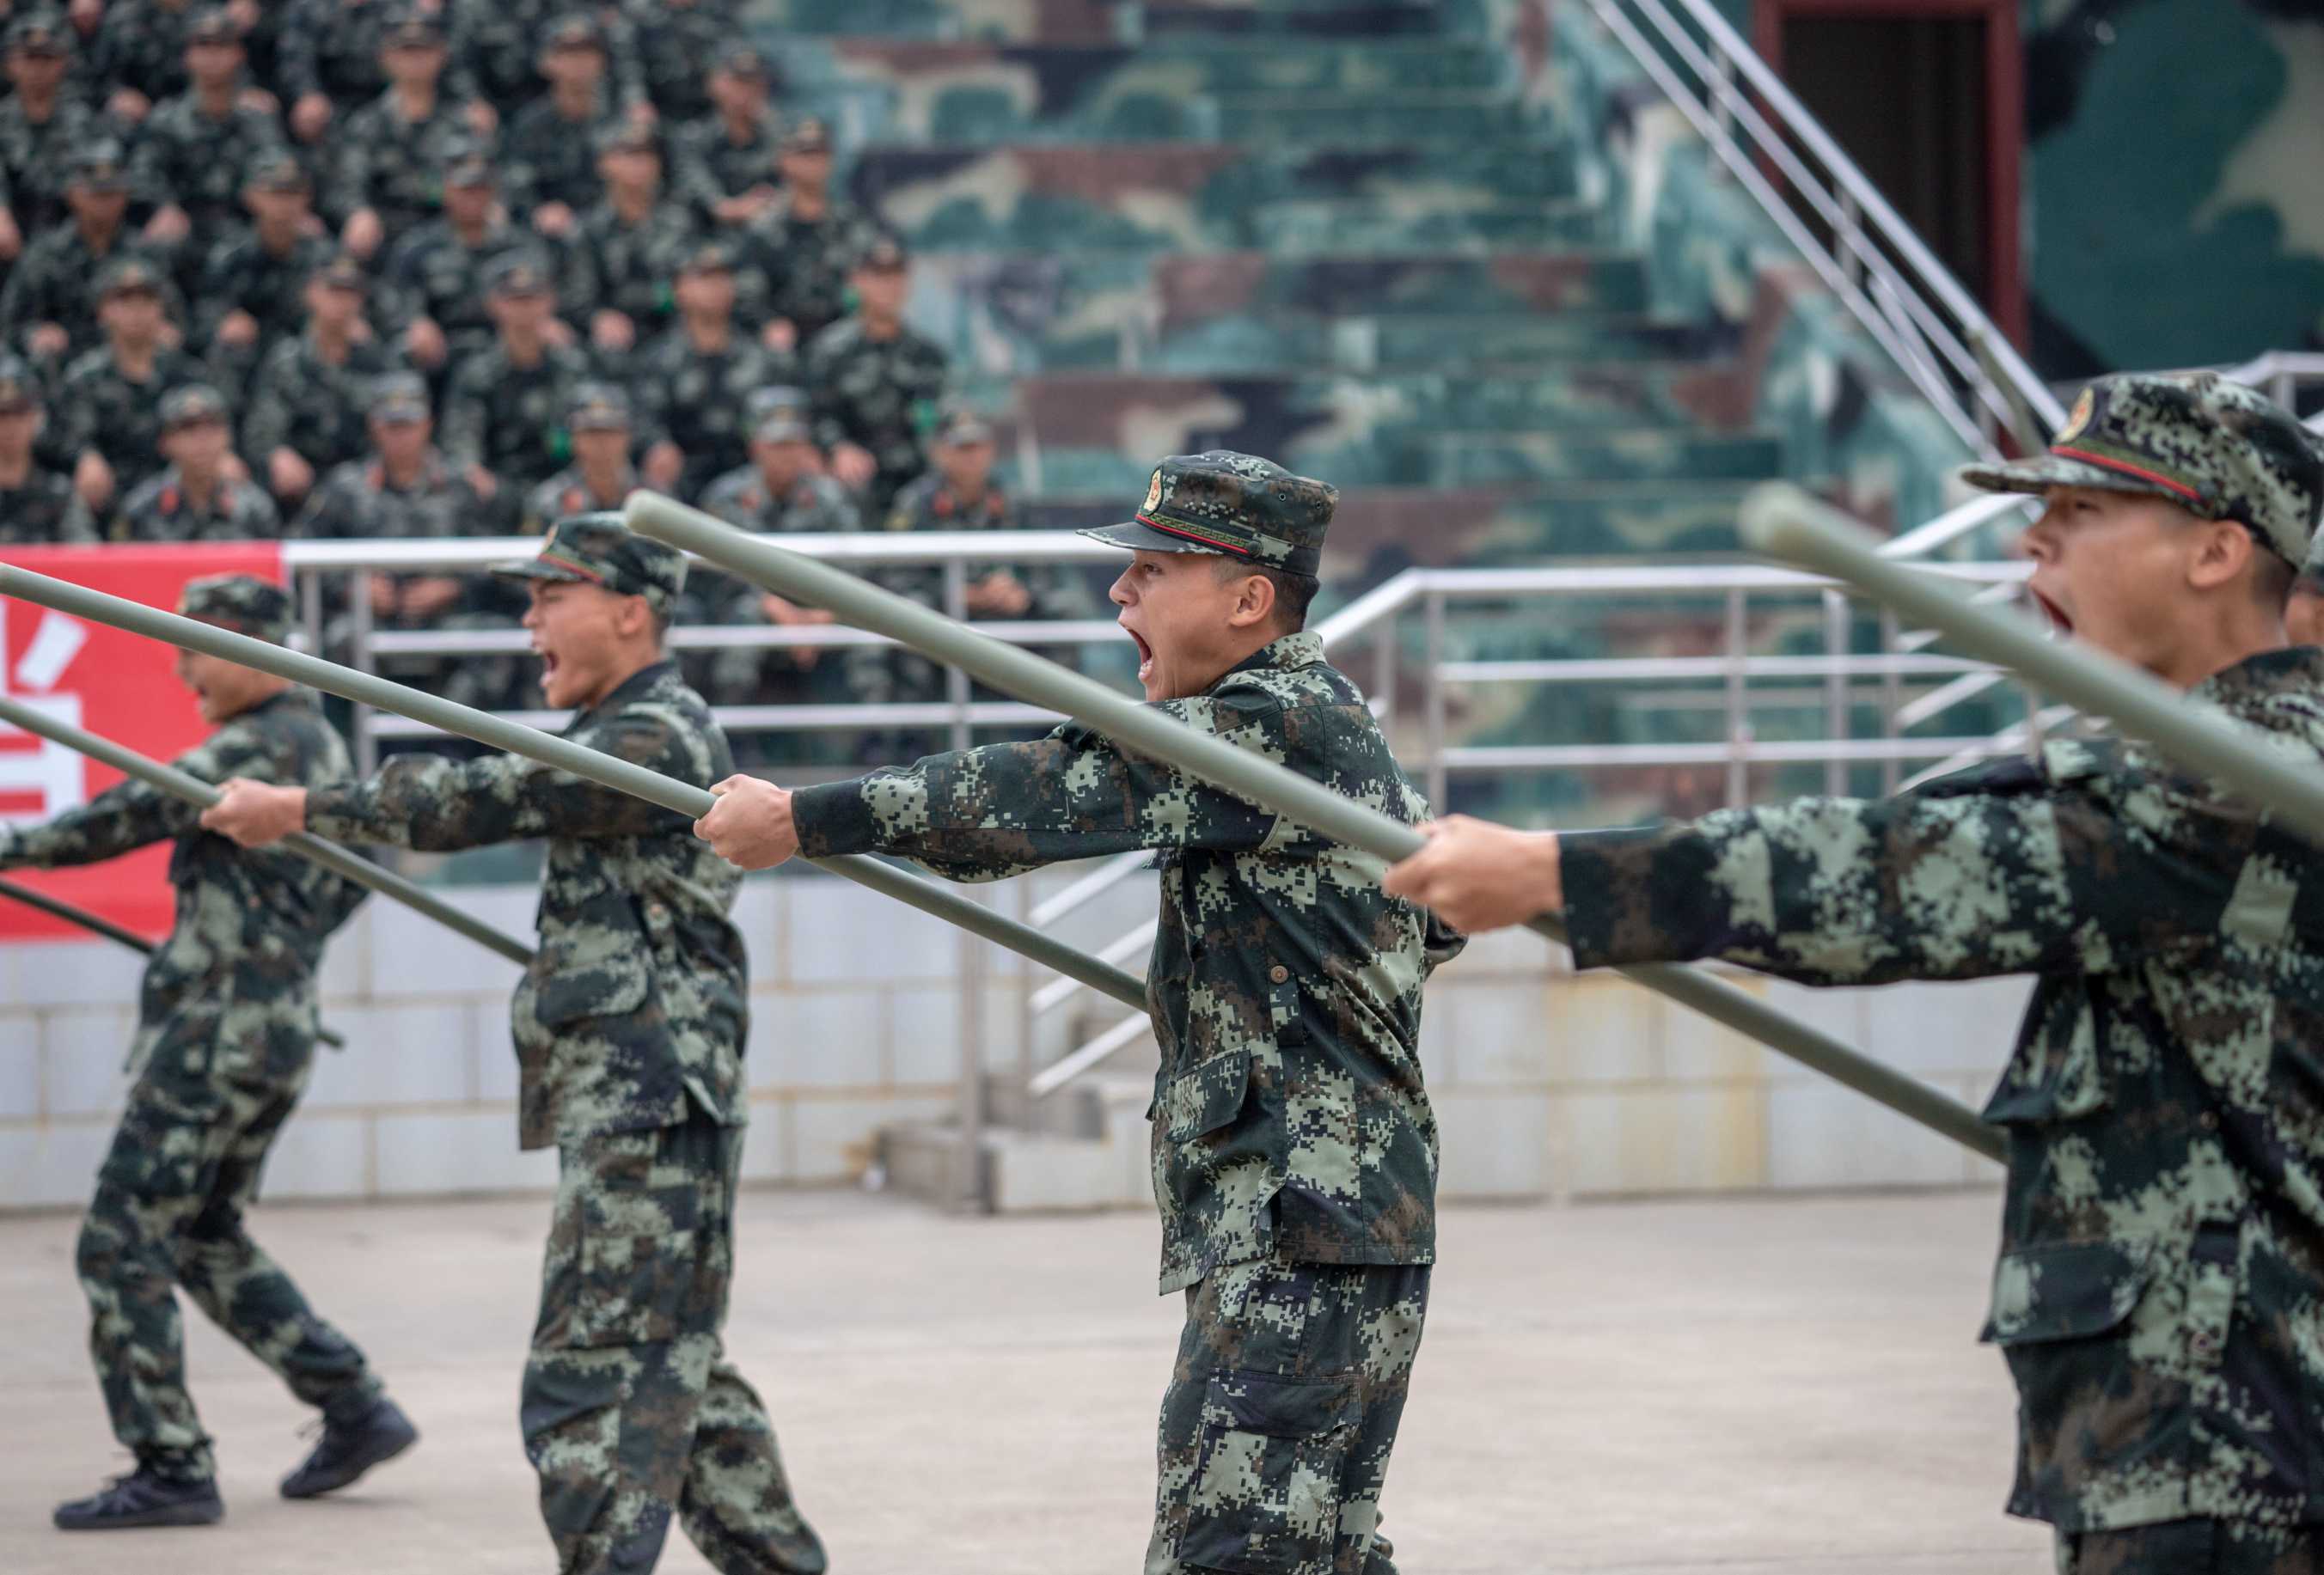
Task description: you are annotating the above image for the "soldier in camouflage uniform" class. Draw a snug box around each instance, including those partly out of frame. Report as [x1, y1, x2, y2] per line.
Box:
[522, 381, 638, 533]
[1386, 373, 2324, 1575]
[674, 45, 782, 229]
[743, 117, 884, 351]
[326, 9, 481, 257]
[0, 12, 103, 264]
[0, 355, 95, 542]
[279, 0, 474, 149]
[378, 143, 534, 382]
[633, 240, 792, 502]
[693, 388, 857, 723]
[0, 577, 417, 1531]
[804, 235, 947, 515]
[109, 382, 281, 541]
[89, 0, 205, 124]
[697, 452, 1463, 1575]
[501, 13, 624, 244]
[297, 372, 513, 711]
[196, 154, 335, 408]
[130, 9, 290, 302]
[440, 251, 591, 523]
[205, 518, 828, 1575]
[622, 0, 733, 124]
[242, 253, 406, 510]
[0, 139, 173, 374]
[57, 255, 205, 516]
[562, 119, 699, 371]
[449, 0, 641, 123]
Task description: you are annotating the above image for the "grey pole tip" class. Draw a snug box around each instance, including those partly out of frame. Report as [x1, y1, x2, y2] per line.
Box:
[623, 491, 2007, 1163]
[1741, 487, 2324, 852]
[1736, 480, 1826, 559]
[0, 562, 1146, 1012]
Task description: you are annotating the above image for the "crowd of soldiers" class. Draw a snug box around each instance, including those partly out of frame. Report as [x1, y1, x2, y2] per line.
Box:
[0, 0, 1034, 736]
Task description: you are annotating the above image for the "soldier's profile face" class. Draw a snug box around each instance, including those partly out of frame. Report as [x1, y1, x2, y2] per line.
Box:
[1110, 548, 1251, 702]
[523, 579, 638, 711]
[174, 640, 267, 726]
[2020, 485, 2207, 676]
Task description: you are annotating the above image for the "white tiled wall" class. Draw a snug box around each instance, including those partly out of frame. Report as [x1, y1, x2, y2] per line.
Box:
[0, 864, 2026, 1209]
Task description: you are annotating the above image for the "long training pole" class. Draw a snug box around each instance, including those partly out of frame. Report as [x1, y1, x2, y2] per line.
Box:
[0, 565, 1148, 1014]
[626, 491, 2006, 1163]
[1740, 483, 2324, 849]
[0, 876, 350, 1048]
[0, 692, 534, 967]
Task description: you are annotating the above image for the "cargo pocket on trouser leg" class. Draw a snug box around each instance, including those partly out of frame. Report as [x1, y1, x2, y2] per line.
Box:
[1175, 1370, 1361, 1575]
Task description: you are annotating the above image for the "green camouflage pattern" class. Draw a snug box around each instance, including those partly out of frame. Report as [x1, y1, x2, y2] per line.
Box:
[0, 92, 105, 240]
[326, 89, 476, 236]
[803, 314, 951, 509]
[440, 338, 592, 491]
[1556, 646, 2324, 1535]
[0, 468, 97, 543]
[193, 225, 335, 368]
[110, 465, 284, 543]
[179, 571, 292, 643]
[448, 0, 645, 117]
[2056, 1518, 2322, 1575]
[127, 94, 286, 256]
[240, 330, 407, 481]
[0, 689, 376, 1480]
[305, 659, 748, 1151]
[377, 213, 540, 371]
[621, 0, 738, 124]
[561, 197, 703, 357]
[523, 460, 637, 535]
[54, 343, 206, 501]
[1082, 449, 1335, 576]
[2, 231, 179, 371]
[501, 89, 625, 223]
[525, 1108, 825, 1573]
[792, 632, 1465, 1292]
[496, 512, 688, 617]
[630, 327, 798, 502]
[1146, 1253, 1428, 1575]
[695, 461, 860, 707]
[737, 192, 887, 345]
[674, 113, 784, 228]
[1961, 372, 2323, 568]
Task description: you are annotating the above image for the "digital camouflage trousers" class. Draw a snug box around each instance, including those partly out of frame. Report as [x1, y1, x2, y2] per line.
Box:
[2058, 1519, 2324, 1575]
[523, 1108, 825, 1575]
[1144, 1253, 1431, 1575]
[77, 1019, 379, 1482]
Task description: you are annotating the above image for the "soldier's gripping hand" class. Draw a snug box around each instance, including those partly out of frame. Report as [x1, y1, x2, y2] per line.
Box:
[1381, 815, 1563, 934]
[200, 778, 309, 848]
[694, 774, 797, 870]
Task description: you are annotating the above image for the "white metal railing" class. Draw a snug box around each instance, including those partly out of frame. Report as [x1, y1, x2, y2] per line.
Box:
[1583, 0, 2064, 455]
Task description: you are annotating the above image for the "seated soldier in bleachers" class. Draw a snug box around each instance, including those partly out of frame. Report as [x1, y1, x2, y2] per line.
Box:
[805, 235, 950, 514]
[438, 250, 590, 526]
[279, 0, 480, 148]
[450, 0, 642, 125]
[560, 119, 697, 373]
[327, 8, 489, 262]
[130, 9, 290, 302]
[0, 355, 96, 543]
[242, 254, 406, 511]
[108, 382, 279, 541]
[1, 140, 176, 375]
[297, 371, 517, 712]
[0, 12, 106, 272]
[500, 13, 623, 246]
[90, 0, 214, 127]
[625, 0, 736, 125]
[673, 43, 781, 229]
[195, 153, 336, 406]
[57, 255, 206, 516]
[377, 143, 535, 384]
[521, 380, 639, 533]
[743, 116, 884, 353]
[632, 241, 793, 502]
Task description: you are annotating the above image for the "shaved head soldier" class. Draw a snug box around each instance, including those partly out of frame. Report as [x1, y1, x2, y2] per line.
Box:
[696, 452, 1464, 1573]
[1, 577, 415, 1530]
[1385, 373, 2324, 1575]
[204, 518, 826, 1575]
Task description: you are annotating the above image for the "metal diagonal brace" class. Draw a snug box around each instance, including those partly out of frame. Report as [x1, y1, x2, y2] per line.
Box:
[0, 565, 1147, 1014]
[0, 875, 350, 1048]
[625, 491, 2006, 1164]
[1740, 483, 2324, 851]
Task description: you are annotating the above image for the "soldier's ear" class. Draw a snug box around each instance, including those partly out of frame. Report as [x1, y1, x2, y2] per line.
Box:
[1227, 570, 1276, 632]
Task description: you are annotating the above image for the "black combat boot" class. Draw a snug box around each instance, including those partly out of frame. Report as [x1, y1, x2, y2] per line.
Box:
[279, 1394, 419, 1499]
[52, 1465, 224, 1529]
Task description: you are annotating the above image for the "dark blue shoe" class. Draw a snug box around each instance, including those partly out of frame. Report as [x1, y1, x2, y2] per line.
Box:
[280, 1395, 418, 1499]
[53, 1466, 223, 1529]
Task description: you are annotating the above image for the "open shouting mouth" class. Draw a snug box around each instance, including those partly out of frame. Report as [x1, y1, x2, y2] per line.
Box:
[2028, 585, 2074, 637]
[1125, 624, 1153, 687]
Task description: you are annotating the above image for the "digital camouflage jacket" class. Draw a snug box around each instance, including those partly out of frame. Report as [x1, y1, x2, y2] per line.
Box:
[793, 632, 1464, 1292]
[1559, 646, 2324, 1534]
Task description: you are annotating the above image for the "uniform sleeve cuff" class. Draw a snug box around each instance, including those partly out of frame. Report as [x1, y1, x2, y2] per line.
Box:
[792, 778, 877, 859]
[1557, 825, 1718, 969]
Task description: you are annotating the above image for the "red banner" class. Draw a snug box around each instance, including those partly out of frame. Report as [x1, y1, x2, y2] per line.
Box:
[0, 542, 288, 943]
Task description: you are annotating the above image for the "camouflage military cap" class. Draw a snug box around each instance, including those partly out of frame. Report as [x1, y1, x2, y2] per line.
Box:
[1079, 450, 1336, 577]
[567, 382, 631, 430]
[1961, 371, 2324, 567]
[160, 383, 229, 428]
[715, 43, 768, 79]
[179, 574, 290, 644]
[6, 11, 72, 54]
[853, 235, 907, 274]
[933, 406, 993, 448]
[441, 141, 494, 187]
[245, 151, 311, 192]
[486, 251, 553, 297]
[96, 255, 165, 298]
[380, 7, 444, 46]
[540, 10, 604, 50]
[369, 370, 428, 423]
[70, 139, 130, 192]
[780, 116, 832, 155]
[492, 513, 687, 615]
[747, 384, 810, 443]
[311, 253, 367, 293]
[676, 240, 735, 278]
[184, 6, 241, 46]
[594, 119, 658, 159]
[0, 356, 39, 412]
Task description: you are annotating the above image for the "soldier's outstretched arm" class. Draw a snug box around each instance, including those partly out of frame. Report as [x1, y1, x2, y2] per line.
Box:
[1544, 759, 2249, 987]
[701, 695, 1287, 879]
[3, 718, 292, 870]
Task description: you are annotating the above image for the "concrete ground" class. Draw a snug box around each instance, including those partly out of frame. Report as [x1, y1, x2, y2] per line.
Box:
[0, 1187, 2052, 1574]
